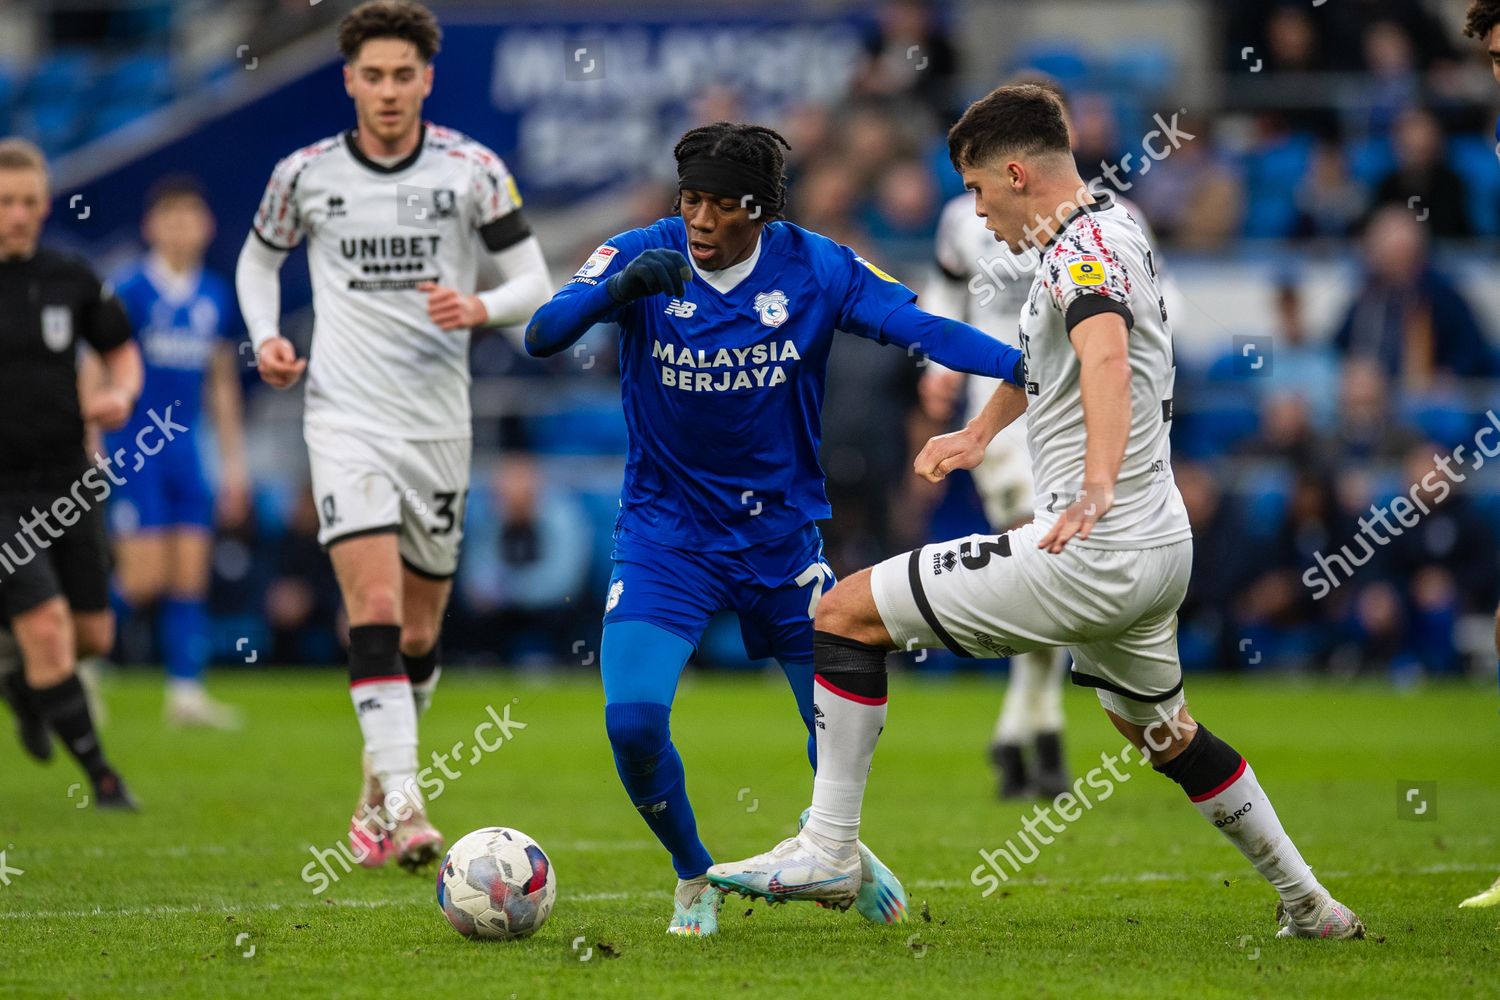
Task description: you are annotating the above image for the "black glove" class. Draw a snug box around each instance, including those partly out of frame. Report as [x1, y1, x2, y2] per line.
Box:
[606, 248, 691, 303]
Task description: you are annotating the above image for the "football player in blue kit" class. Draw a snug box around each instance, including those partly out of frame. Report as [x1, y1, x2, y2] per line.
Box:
[525, 122, 1026, 936]
[107, 177, 248, 729]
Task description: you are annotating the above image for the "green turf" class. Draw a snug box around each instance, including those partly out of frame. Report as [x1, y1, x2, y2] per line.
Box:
[2, 670, 1496, 998]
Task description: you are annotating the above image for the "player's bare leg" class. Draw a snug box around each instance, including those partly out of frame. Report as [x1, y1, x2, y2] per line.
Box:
[710, 570, 902, 910]
[399, 568, 449, 718]
[13, 597, 134, 809]
[70, 607, 114, 729]
[1458, 600, 1500, 907]
[1108, 704, 1364, 939]
[331, 534, 438, 871]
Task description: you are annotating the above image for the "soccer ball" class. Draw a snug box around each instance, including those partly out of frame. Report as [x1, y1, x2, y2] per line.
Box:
[436, 827, 556, 940]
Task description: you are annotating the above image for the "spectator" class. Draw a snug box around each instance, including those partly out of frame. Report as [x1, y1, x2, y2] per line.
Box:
[861, 157, 940, 269]
[1238, 392, 1333, 471]
[1370, 108, 1472, 237]
[1295, 138, 1369, 240]
[853, 0, 958, 123]
[1327, 358, 1426, 463]
[1174, 461, 1264, 670]
[264, 490, 343, 666]
[458, 456, 594, 664]
[1131, 117, 1244, 249]
[1332, 206, 1496, 386]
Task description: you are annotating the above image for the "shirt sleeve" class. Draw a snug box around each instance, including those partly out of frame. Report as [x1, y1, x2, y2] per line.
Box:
[79, 271, 132, 353]
[524, 229, 646, 358]
[834, 245, 918, 341]
[251, 154, 307, 251]
[1042, 239, 1134, 334]
[469, 146, 532, 252]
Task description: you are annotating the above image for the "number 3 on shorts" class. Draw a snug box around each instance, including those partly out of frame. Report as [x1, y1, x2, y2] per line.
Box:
[794, 561, 834, 619]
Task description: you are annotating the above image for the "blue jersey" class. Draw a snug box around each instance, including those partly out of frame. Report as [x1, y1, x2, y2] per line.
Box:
[578, 217, 917, 551]
[110, 257, 240, 441]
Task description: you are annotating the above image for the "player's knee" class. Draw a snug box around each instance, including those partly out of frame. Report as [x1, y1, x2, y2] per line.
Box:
[813, 571, 888, 647]
[74, 612, 114, 658]
[399, 623, 438, 659]
[15, 602, 72, 684]
[348, 585, 400, 627]
[604, 702, 670, 765]
[115, 574, 163, 608]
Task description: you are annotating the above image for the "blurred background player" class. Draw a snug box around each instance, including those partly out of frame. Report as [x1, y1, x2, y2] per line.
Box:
[1460, 0, 1500, 913]
[234, 0, 551, 872]
[920, 76, 1170, 801]
[107, 176, 247, 730]
[525, 121, 1026, 936]
[0, 136, 141, 808]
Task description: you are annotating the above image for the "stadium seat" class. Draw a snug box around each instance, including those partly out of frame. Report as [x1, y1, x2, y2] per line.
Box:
[24, 50, 97, 105]
[1104, 43, 1178, 96]
[1009, 42, 1093, 88]
[99, 53, 174, 105]
[1240, 133, 1315, 238]
[1344, 133, 1395, 188]
[1450, 134, 1500, 237]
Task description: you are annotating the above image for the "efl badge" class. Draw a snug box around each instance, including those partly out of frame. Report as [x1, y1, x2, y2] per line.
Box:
[854, 255, 898, 283]
[1065, 254, 1106, 286]
[754, 289, 790, 328]
[575, 245, 618, 279]
[41, 305, 73, 353]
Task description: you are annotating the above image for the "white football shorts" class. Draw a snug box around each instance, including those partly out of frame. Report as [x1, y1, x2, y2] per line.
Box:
[871, 520, 1192, 725]
[304, 422, 471, 579]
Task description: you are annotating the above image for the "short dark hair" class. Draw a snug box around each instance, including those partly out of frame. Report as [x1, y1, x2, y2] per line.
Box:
[672, 122, 791, 220]
[144, 174, 207, 214]
[947, 83, 1070, 172]
[338, 0, 442, 63]
[1464, 0, 1500, 38]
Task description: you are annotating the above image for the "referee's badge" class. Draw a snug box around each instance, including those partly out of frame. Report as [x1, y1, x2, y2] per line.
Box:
[753, 289, 789, 328]
[41, 305, 73, 352]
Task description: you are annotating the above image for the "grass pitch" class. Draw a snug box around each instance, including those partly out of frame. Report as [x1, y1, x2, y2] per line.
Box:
[2, 669, 1496, 998]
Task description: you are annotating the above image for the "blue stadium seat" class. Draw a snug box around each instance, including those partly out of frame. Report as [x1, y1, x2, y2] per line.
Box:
[86, 99, 157, 141]
[1240, 133, 1314, 238]
[1009, 42, 1092, 87]
[99, 53, 174, 105]
[1401, 397, 1479, 446]
[1104, 43, 1177, 96]
[15, 101, 84, 158]
[25, 50, 97, 105]
[1344, 133, 1395, 188]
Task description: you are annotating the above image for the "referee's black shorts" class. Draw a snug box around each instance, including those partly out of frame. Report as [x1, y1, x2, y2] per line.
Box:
[0, 490, 112, 621]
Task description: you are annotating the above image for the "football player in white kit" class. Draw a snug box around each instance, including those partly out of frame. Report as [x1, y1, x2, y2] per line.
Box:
[709, 84, 1364, 940]
[920, 79, 1169, 801]
[234, 0, 551, 871]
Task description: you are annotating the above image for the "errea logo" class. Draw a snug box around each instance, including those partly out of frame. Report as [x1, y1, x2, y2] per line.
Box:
[664, 299, 697, 318]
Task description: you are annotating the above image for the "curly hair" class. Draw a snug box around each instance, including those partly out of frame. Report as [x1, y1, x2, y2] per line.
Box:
[672, 122, 792, 220]
[1464, 0, 1500, 38]
[338, 0, 442, 63]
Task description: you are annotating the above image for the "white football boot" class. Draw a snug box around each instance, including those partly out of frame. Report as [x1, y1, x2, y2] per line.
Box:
[666, 876, 723, 936]
[706, 830, 860, 908]
[1459, 874, 1500, 909]
[1275, 893, 1366, 939]
[798, 808, 907, 923]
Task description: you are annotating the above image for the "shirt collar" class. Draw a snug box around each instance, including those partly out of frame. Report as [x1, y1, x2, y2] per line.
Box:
[690, 232, 763, 294]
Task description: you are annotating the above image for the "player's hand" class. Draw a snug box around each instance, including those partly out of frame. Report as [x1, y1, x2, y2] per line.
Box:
[606, 248, 691, 303]
[1036, 484, 1115, 554]
[418, 282, 488, 331]
[256, 336, 306, 389]
[918, 369, 965, 422]
[82, 386, 134, 431]
[914, 427, 987, 483]
[217, 466, 251, 530]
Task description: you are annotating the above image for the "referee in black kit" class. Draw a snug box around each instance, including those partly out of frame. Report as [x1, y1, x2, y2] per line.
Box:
[0, 137, 140, 808]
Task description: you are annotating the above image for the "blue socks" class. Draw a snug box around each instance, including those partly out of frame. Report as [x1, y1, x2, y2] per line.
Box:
[780, 658, 818, 771]
[604, 701, 713, 880]
[161, 597, 209, 683]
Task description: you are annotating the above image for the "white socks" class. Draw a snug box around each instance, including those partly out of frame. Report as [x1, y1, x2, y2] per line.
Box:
[806, 674, 886, 847]
[1188, 759, 1323, 903]
[351, 677, 420, 813]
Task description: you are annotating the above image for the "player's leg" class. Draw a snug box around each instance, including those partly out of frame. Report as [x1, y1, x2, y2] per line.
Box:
[1459, 601, 1500, 908]
[398, 568, 448, 718]
[0, 620, 49, 761]
[599, 541, 724, 935]
[709, 566, 893, 907]
[1074, 539, 1362, 940]
[57, 500, 117, 730]
[1029, 647, 1070, 798]
[11, 594, 134, 808]
[161, 528, 238, 728]
[743, 532, 908, 924]
[990, 654, 1038, 799]
[159, 453, 237, 727]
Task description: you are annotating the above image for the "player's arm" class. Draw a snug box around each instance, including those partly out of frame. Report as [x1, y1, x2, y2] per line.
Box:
[239, 156, 308, 388]
[914, 381, 1028, 483]
[78, 273, 141, 431]
[524, 244, 689, 358]
[917, 211, 975, 422]
[235, 234, 303, 389]
[209, 343, 250, 526]
[420, 236, 552, 334]
[838, 250, 1024, 385]
[1036, 310, 1131, 554]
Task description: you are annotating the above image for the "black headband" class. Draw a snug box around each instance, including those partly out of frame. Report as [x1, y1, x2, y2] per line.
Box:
[677, 155, 780, 218]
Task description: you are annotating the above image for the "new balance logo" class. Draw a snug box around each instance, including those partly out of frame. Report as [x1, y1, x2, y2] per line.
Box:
[664, 299, 697, 318]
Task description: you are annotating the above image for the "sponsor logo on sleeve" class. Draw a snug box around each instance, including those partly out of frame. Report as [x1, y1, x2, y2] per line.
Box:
[575, 245, 618, 279]
[1064, 254, 1106, 286]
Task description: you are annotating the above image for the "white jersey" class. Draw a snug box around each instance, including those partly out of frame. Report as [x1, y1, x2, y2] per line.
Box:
[252, 124, 526, 439]
[1019, 192, 1190, 550]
